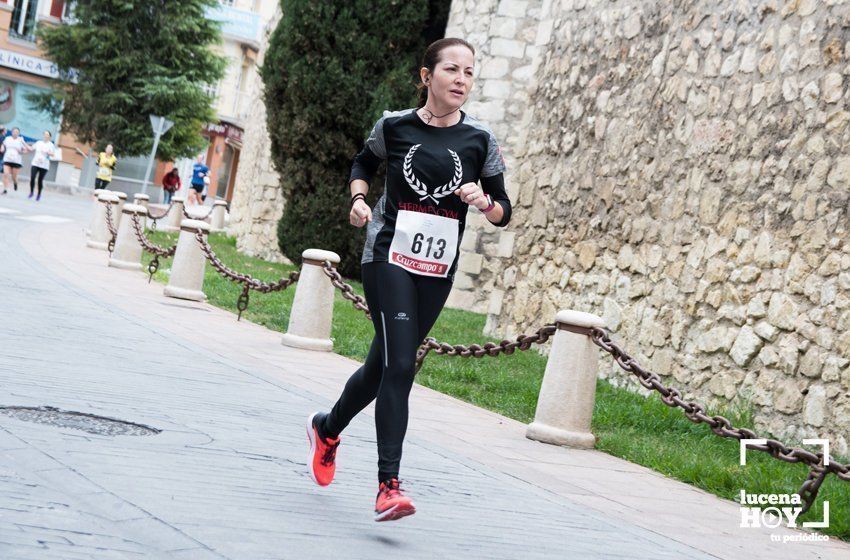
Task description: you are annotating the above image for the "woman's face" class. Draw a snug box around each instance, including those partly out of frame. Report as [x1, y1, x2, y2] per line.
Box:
[43, 131, 50, 142]
[11, 128, 18, 138]
[106, 144, 113, 155]
[422, 45, 475, 110]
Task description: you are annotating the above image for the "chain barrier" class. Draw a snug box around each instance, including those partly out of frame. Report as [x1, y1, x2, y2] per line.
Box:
[115, 224, 850, 513]
[316, 259, 555, 372]
[130, 213, 177, 282]
[184, 206, 214, 221]
[588, 326, 849, 514]
[415, 324, 558, 373]
[104, 202, 117, 255]
[320, 260, 371, 319]
[147, 202, 174, 232]
[194, 231, 299, 320]
[147, 203, 173, 221]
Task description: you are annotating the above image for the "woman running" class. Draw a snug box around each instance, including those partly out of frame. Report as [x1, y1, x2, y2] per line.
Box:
[306, 38, 511, 522]
[94, 144, 117, 190]
[2, 128, 30, 195]
[29, 131, 56, 201]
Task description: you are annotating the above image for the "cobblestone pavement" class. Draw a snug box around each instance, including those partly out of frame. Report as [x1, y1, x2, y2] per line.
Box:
[0, 191, 847, 559]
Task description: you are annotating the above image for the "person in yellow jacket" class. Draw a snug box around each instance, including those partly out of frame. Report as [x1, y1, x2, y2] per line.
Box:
[94, 144, 117, 190]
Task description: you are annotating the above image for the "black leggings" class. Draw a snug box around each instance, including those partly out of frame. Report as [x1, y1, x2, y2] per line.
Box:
[30, 166, 47, 197]
[324, 261, 453, 482]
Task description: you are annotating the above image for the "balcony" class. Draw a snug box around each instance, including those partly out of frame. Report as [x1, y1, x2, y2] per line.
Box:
[213, 86, 252, 124]
[206, 4, 261, 48]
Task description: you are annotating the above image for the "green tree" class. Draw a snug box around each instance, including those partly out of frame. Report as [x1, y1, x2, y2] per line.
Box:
[263, 0, 451, 277]
[30, 0, 226, 159]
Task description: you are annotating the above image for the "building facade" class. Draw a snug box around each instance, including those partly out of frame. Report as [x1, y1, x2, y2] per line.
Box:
[189, 0, 277, 204]
[0, 0, 278, 200]
[0, 0, 87, 183]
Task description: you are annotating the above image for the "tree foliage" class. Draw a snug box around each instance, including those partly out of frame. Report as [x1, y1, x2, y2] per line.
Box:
[263, 0, 451, 277]
[32, 0, 226, 158]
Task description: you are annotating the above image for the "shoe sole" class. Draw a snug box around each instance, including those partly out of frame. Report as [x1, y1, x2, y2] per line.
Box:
[306, 412, 330, 487]
[374, 501, 416, 522]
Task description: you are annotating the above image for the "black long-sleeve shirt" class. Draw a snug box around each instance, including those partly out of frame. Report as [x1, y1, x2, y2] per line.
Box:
[350, 108, 512, 279]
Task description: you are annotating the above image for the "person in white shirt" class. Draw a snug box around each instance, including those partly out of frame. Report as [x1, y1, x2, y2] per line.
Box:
[2, 127, 31, 195]
[29, 130, 56, 201]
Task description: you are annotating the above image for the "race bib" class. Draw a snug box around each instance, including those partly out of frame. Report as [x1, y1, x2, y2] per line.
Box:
[99, 166, 111, 175]
[388, 210, 458, 278]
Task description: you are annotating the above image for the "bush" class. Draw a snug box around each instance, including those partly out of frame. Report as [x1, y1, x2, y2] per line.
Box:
[262, 0, 450, 277]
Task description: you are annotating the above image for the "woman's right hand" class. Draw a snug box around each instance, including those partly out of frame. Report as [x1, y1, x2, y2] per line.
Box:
[349, 199, 372, 227]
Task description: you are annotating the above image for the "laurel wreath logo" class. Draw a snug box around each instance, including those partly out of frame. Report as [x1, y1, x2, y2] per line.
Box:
[403, 144, 462, 204]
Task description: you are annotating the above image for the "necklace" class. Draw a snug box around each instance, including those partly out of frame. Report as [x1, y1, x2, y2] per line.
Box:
[419, 106, 460, 125]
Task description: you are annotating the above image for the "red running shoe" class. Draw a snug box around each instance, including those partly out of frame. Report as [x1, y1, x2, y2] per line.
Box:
[306, 412, 340, 486]
[374, 478, 416, 522]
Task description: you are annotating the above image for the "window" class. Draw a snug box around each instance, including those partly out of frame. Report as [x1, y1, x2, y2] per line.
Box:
[201, 82, 220, 100]
[10, 0, 40, 43]
[62, 0, 77, 23]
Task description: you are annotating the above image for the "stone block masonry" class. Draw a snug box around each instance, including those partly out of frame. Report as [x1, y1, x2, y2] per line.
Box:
[488, 0, 850, 453]
[227, 8, 289, 265]
[444, 0, 547, 312]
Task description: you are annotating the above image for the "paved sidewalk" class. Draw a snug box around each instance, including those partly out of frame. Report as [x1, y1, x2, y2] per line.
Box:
[1, 192, 848, 559]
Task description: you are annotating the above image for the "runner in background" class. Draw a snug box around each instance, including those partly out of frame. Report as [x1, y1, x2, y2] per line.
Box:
[306, 38, 511, 522]
[189, 155, 209, 206]
[201, 175, 210, 203]
[2, 128, 31, 195]
[0, 126, 7, 163]
[29, 131, 56, 201]
[94, 144, 117, 190]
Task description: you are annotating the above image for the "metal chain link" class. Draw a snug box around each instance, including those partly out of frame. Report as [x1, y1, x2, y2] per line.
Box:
[130, 213, 177, 282]
[320, 260, 371, 319]
[184, 206, 214, 220]
[798, 467, 830, 515]
[194, 231, 299, 320]
[147, 202, 173, 221]
[104, 202, 117, 254]
[589, 326, 849, 513]
[415, 324, 558, 373]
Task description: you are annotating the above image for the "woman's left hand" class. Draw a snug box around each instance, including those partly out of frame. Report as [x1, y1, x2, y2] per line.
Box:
[454, 182, 489, 210]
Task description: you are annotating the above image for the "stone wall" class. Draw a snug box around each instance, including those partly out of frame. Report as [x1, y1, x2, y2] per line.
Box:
[488, 0, 850, 453]
[444, 0, 545, 311]
[227, 6, 288, 264]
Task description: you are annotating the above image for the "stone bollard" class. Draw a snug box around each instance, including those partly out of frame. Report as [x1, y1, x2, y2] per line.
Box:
[163, 219, 210, 302]
[86, 189, 110, 237]
[85, 191, 120, 251]
[210, 200, 228, 231]
[526, 310, 607, 449]
[280, 249, 341, 352]
[108, 204, 147, 271]
[160, 196, 184, 232]
[114, 191, 127, 228]
[133, 193, 150, 229]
